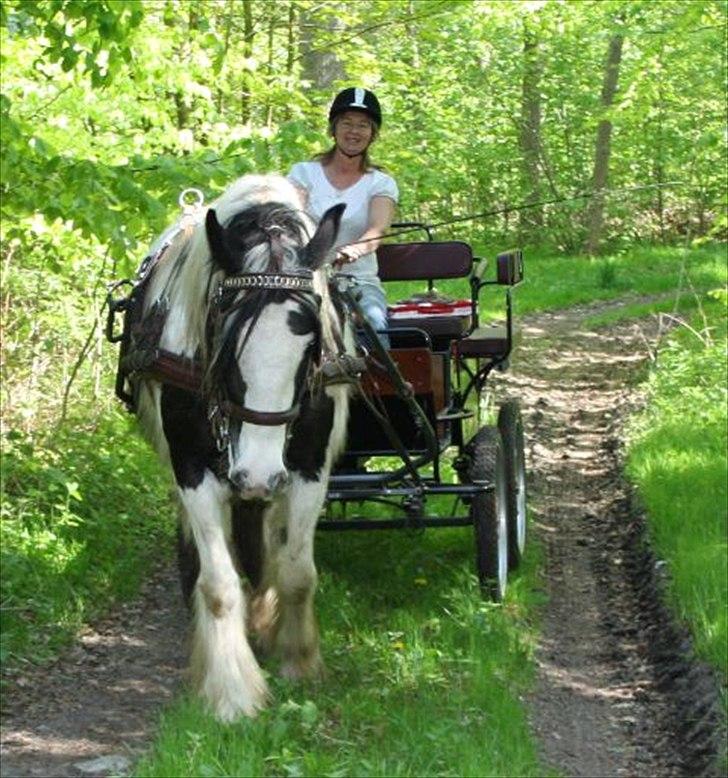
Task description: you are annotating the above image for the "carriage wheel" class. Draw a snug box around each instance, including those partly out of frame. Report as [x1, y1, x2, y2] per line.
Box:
[467, 426, 508, 601]
[498, 400, 527, 570]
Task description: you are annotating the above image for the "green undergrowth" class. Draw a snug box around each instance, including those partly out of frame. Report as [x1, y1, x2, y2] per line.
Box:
[625, 301, 727, 680]
[0, 413, 175, 676]
[136, 530, 547, 777]
[386, 242, 726, 322]
[580, 294, 702, 329]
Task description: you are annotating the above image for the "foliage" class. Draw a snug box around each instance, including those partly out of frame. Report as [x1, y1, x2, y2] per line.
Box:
[0, 415, 175, 669]
[626, 305, 728, 678]
[1, 0, 725, 258]
[0, 1, 725, 764]
[387, 242, 727, 323]
[1, 0, 725, 433]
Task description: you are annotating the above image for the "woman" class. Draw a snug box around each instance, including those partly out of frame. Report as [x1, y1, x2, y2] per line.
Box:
[288, 87, 398, 342]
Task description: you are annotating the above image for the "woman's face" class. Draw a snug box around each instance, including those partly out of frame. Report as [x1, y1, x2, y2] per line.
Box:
[333, 110, 374, 157]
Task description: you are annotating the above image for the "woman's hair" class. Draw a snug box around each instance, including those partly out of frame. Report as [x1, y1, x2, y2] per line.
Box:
[313, 116, 383, 172]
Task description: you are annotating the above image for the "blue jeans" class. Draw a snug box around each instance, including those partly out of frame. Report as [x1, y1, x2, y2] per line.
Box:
[356, 281, 390, 349]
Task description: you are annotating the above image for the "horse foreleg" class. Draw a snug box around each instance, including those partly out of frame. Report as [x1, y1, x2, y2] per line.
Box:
[180, 471, 268, 720]
[273, 479, 326, 680]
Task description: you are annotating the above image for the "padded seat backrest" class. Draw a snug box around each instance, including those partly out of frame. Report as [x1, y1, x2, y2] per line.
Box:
[376, 241, 473, 281]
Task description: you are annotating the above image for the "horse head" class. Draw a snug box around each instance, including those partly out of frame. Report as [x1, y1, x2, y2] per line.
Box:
[204, 199, 345, 500]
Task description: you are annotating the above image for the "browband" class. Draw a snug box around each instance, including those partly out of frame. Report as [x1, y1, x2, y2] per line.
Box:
[221, 273, 314, 292]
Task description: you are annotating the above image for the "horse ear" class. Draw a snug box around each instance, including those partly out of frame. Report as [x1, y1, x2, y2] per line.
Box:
[303, 203, 346, 269]
[205, 208, 235, 273]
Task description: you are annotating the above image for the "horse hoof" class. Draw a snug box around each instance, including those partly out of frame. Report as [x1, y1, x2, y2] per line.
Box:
[280, 653, 326, 682]
[247, 588, 278, 648]
[201, 675, 270, 722]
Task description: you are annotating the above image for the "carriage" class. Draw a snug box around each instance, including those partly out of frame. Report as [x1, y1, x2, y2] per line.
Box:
[320, 225, 526, 601]
[105, 177, 526, 719]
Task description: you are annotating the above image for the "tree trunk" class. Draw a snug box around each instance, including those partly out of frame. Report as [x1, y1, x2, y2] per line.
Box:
[280, 3, 296, 121]
[299, 8, 345, 89]
[584, 32, 624, 255]
[265, 14, 275, 127]
[654, 16, 666, 242]
[518, 20, 543, 242]
[215, 0, 234, 113]
[241, 0, 254, 125]
[286, 3, 296, 76]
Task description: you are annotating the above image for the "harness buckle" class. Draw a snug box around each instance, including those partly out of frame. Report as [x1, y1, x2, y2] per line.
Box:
[208, 404, 229, 452]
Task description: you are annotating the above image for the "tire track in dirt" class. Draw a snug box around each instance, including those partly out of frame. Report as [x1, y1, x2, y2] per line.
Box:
[493, 302, 724, 777]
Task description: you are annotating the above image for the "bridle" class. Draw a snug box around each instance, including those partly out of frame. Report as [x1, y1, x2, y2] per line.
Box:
[206, 270, 324, 452]
[108, 190, 363, 453]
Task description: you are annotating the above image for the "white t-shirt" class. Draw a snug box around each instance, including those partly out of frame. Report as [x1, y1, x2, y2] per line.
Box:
[288, 161, 399, 285]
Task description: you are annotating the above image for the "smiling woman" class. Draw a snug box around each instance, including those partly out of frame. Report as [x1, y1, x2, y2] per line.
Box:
[288, 87, 399, 345]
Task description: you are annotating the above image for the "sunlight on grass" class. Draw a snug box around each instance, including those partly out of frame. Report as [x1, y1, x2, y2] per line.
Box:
[626, 312, 727, 678]
[581, 296, 702, 329]
[385, 242, 725, 325]
[0, 416, 176, 668]
[136, 530, 547, 777]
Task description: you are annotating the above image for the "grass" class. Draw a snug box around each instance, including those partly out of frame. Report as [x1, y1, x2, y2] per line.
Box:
[136, 530, 547, 777]
[580, 295, 702, 329]
[0, 414, 175, 673]
[625, 301, 728, 678]
[385, 242, 726, 323]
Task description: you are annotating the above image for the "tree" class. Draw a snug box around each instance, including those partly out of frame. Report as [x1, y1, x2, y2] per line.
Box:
[583, 22, 625, 254]
[518, 17, 544, 241]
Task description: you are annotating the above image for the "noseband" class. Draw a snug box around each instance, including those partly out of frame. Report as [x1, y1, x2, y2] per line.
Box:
[207, 271, 321, 450]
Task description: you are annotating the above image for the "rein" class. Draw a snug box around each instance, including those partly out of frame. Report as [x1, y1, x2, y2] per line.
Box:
[338, 181, 688, 250]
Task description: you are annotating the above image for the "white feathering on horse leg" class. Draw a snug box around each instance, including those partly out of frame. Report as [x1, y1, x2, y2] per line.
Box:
[273, 479, 328, 680]
[180, 472, 268, 720]
[191, 586, 268, 720]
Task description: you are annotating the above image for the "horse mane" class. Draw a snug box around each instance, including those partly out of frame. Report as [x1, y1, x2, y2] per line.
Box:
[145, 175, 343, 364]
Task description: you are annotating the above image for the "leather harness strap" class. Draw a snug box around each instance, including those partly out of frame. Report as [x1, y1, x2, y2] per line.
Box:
[221, 273, 315, 292]
[220, 399, 301, 426]
[141, 349, 204, 395]
[121, 272, 359, 435]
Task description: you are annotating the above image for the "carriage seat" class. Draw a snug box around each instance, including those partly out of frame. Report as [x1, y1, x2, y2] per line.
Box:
[457, 323, 522, 358]
[377, 241, 473, 350]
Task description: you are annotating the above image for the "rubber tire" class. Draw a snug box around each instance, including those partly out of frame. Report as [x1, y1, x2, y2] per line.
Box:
[467, 426, 509, 601]
[498, 400, 527, 570]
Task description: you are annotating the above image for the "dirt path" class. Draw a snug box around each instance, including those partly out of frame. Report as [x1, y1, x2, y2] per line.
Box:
[0, 566, 186, 777]
[1, 299, 723, 777]
[492, 301, 724, 777]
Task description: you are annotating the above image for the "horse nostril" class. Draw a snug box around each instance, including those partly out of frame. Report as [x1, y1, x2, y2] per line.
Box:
[229, 469, 249, 491]
[267, 470, 289, 494]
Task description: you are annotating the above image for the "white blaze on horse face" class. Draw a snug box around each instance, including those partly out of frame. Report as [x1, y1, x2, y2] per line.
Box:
[230, 299, 313, 497]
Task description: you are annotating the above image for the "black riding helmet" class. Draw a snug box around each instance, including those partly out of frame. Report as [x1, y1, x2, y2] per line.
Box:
[328, 87, 382, 128]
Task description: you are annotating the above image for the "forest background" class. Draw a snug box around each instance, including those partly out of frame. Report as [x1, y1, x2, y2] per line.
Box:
[2, 0, 726, 428]
[0, 0, 726, 671]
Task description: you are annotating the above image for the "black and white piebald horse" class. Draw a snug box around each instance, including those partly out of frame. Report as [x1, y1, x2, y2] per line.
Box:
[135, 175, 353, 720]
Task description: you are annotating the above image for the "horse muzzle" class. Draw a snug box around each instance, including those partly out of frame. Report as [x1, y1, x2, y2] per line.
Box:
[229, 468, 289, 500]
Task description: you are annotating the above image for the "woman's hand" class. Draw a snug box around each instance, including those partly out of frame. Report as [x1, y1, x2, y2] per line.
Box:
[334, 246, 361, 268]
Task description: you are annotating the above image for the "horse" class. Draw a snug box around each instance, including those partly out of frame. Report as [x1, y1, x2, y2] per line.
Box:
[133, 175, 354, 721]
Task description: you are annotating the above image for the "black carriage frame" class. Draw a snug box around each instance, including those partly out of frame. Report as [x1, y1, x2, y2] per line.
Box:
[321, 223, 524, 534]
